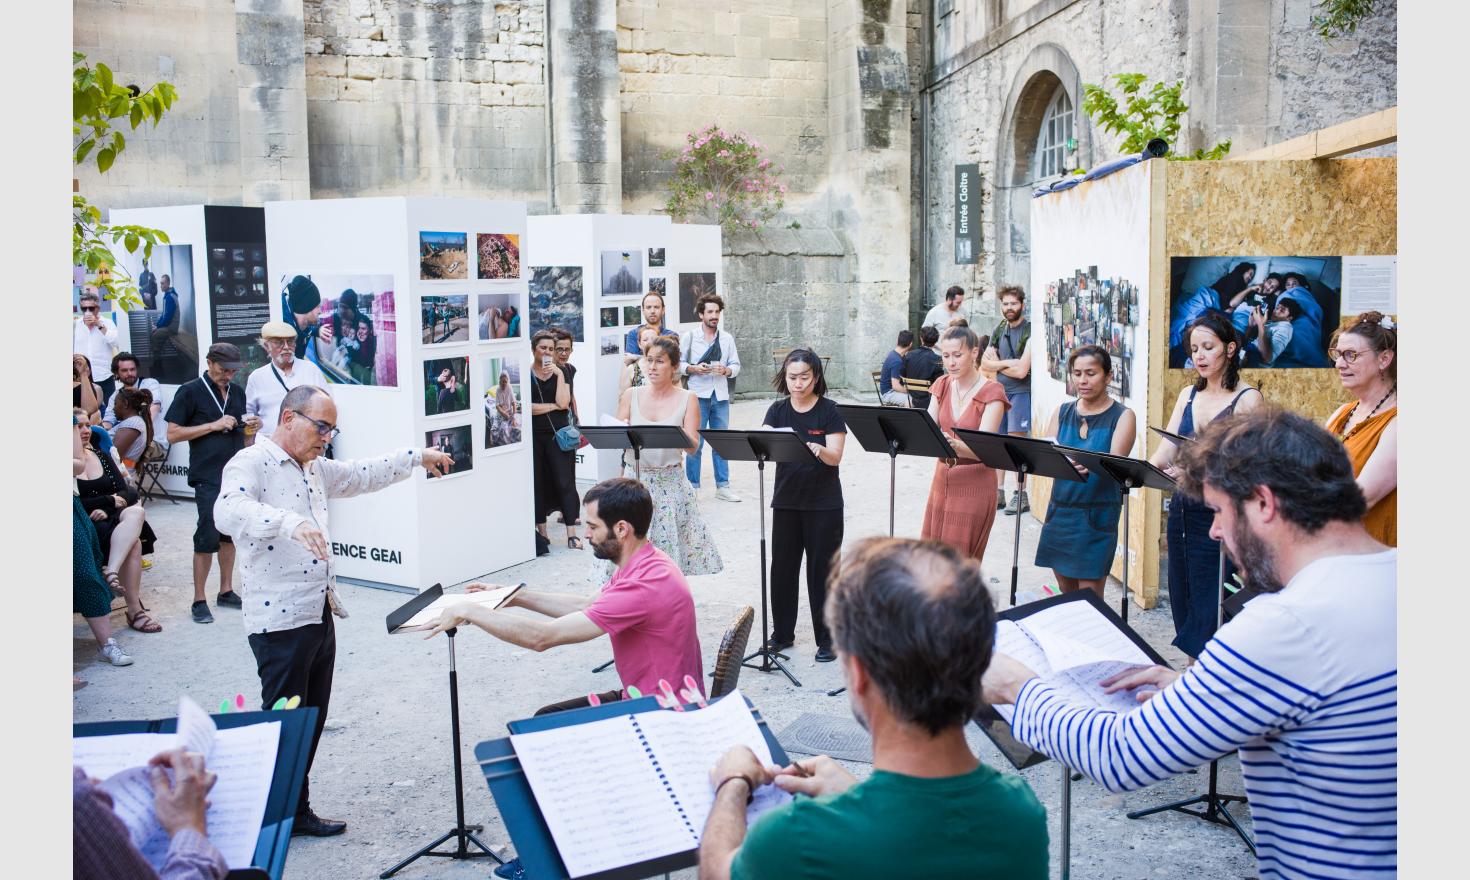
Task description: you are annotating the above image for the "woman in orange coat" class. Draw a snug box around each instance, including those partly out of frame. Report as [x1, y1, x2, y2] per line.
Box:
[1325, 312, 1396, 546]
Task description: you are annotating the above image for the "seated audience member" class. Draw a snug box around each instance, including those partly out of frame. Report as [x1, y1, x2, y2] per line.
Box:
[879, 329, 913, 405]
[983, 408, 1396, 878]
[74, 747, 227, 880]
[700, 537, 1049, 880]
[76, 409, 160, 634]
[74, 354, 105, 424]
[74, 413, 132, 667]
[102, 353, 168, 454]
[109, 387, 155, 470]
[429, 477, 703, 713]
[899, 325, 943, 409]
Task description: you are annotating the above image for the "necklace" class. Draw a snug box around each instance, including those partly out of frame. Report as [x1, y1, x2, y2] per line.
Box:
[1339, 384, 1396, 438]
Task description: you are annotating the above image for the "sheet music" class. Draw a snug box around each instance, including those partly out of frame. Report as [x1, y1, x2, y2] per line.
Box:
[1020, 601, 1151, 671]
[74, 719, 280, 870]
[599, 413, 628, 426]
[73, 733, 174, 780]
[176, 695, 217, 759]
[635, 690, 793, 835]
[396, 585, 521, 631]
[511, 715, 694, 878]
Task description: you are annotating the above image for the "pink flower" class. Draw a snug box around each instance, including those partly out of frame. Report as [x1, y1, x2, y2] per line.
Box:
[758, 159, 771, 170]
[705, 191, 714, 200]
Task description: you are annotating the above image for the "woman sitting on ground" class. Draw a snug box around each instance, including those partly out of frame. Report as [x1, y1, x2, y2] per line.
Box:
[75, 408, 161, 634]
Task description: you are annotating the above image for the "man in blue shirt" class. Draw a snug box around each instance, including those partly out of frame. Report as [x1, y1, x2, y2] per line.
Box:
[879, 329, 913, 405]
[622, 291, 677, 365]
[149, 274, 181, 377]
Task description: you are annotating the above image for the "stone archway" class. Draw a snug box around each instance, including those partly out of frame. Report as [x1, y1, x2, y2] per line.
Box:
[994, 44, 1089, 291]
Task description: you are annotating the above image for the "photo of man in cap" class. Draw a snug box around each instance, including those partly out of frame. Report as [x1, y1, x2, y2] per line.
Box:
[165, 342, 249, 624]
[245, 320, 329, 443]
[283, 275, 328, 366]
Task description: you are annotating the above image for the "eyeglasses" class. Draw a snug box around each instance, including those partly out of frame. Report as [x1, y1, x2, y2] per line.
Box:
[289, 410, 340, 440]
[1328, 348, 1366, 365]
[80, 306, 99, 313]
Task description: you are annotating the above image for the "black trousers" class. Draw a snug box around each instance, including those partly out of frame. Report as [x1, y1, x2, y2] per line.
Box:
[248, 604, 336, 815]
[532, 433, 580, 525]
[770, 507, 844, 649]
[535, 689, 623, 716]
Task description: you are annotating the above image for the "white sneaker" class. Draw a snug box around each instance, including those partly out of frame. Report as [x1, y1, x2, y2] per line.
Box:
[715, 487, 742, 503]
[97, 638, 133, 667]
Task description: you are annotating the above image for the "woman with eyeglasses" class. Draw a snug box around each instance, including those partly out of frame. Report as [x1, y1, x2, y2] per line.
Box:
[1325, 312, 1397, 546]
[1149, 311, 1262, 660]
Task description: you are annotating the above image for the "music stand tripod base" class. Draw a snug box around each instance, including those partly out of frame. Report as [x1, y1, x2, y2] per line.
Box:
[379, 627, 503, 877]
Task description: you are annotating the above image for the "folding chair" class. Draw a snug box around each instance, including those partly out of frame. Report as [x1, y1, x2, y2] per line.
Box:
[137, 441, 178, 505]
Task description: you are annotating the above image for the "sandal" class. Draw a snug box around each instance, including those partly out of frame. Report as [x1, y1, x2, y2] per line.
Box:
[126, 609, 163, 633]
[567, 536, 583, 550]
[101, 567, 124, 597]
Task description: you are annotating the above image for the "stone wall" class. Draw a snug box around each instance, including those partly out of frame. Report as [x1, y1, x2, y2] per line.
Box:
[302, 0, 550, 203]
[1270, 0, 1397, 147]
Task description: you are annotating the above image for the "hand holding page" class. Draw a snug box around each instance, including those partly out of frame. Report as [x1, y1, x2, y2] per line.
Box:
[991, 601, 1153, 722]
[395, 584, 523, 632]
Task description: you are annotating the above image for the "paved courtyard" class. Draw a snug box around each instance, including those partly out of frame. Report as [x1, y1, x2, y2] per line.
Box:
[74, 395, 1259, 879]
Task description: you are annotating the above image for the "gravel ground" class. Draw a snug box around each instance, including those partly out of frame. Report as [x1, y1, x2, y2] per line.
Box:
[74, 395, 1260, 879]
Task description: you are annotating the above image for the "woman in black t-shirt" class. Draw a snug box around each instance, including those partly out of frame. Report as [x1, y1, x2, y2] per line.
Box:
[762, 349, 847, 662]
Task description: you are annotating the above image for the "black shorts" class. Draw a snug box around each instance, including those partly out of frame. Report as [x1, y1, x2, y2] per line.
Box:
[191, 478, 233, 554]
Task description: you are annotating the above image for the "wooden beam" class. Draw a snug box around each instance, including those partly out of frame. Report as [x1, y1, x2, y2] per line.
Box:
[1235, 107, 1397, 161]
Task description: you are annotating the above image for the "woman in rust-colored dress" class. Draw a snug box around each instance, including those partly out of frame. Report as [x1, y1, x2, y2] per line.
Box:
[922, 325, 1011, 560]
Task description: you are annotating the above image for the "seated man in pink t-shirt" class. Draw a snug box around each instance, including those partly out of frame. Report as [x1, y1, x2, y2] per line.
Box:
[428, 476, 704, 714]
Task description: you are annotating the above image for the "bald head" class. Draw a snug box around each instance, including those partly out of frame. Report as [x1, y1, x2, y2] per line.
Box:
[276, 385, 336, 463]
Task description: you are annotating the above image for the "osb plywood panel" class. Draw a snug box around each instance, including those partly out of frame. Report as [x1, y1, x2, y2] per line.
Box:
[1151, 157, 1396, 584]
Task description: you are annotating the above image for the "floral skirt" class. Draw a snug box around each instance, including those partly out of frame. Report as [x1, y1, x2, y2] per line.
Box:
[588, 463, 723, 584]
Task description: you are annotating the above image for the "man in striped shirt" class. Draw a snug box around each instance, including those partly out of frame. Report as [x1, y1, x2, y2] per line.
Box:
[983, 408, 1396, 878]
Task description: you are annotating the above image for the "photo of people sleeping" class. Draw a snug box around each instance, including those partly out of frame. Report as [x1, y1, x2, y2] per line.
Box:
[1168, 256, 1342, 369]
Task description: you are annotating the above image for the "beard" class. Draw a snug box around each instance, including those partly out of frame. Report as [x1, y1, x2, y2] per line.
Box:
[590, 535, 621, 561]
[1227, 517, 1284, 593]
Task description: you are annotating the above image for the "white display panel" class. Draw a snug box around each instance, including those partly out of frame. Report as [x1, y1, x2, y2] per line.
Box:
[107, 206, 214, 499]
[265, 197, 535, 589]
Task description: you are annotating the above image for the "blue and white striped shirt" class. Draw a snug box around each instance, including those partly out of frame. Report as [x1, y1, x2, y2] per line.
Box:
[1010, 549, 1396, 878]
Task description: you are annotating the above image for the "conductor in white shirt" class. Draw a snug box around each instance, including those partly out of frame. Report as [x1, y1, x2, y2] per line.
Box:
[214, 385, 453, 837]
[244, 320, 329, 442]
[680, 292, 742, 502]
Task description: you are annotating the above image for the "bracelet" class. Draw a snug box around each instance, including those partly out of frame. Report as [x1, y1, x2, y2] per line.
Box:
[713, 775, 753, 805]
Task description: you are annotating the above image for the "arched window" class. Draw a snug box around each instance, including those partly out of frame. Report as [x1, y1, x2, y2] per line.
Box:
[1032, 87, 1074, 179]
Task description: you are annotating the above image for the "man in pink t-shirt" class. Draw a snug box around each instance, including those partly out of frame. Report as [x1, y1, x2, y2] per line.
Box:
[428, 477, 704, 714]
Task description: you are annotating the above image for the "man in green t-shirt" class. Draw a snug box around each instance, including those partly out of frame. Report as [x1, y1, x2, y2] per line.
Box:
[698, 537, 1049, 880]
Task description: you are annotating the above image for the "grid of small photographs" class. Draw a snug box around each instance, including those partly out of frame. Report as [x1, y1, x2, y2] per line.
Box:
[416, 227, 527, 483]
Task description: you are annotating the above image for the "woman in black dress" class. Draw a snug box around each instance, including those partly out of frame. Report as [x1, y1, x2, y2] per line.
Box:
[74, 409, 161, 633]
[529, 331, 582, 549]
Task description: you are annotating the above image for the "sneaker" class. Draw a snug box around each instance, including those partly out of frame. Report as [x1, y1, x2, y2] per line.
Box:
[494, 857, 527, 879]
[140, 558, 152, 571]
[715, 487, 742, 503]
[1005, 491, 1030, 516]
[192, 600, 214, 624]
[216, 590, 243, 609]
[997, 489, 1007, 510]
[97, 638, 133, 666]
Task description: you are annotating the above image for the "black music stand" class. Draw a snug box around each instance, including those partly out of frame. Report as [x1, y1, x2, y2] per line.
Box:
[380, 585, 502, 877]
[834, 404, 952, 536]
[973, 589, 1172, 880]
[579, 424, 693, 482]
[953, 430, 1087, 606]
[1052, 447, 1174, 623]
[700, 428, 818, 688]
[1126, 550, 1255, 853]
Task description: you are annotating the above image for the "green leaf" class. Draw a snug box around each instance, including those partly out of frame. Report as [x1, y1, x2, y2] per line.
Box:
[74, 137, 95, 165]
[96, 62, 113, 93]
[129, 103, 143, 129]
[96, 147, 115, 173]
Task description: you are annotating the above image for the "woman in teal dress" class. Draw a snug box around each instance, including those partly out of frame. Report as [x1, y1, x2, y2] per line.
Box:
[1034, 345, 1137, 598]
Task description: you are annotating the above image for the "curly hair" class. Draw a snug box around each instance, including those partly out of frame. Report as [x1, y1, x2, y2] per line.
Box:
[1332, 311, 1397, 382]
